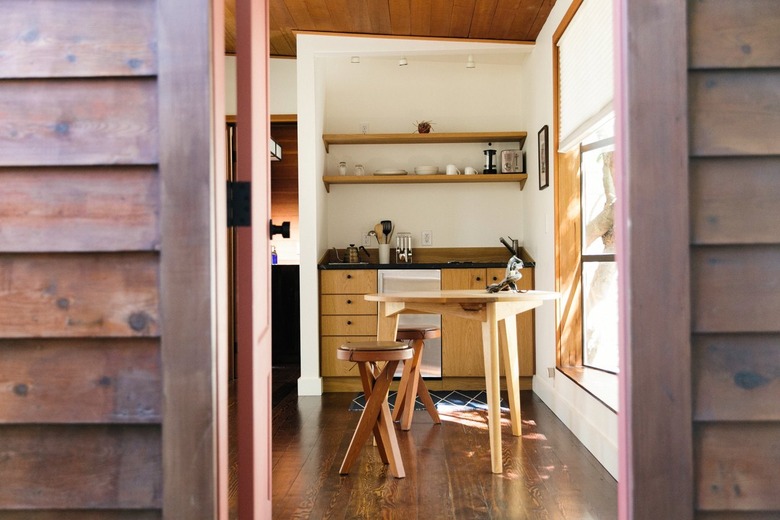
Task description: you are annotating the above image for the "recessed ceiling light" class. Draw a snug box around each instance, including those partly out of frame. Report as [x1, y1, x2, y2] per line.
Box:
[350, 56, 360, 64]
[399, 57, 408, 66]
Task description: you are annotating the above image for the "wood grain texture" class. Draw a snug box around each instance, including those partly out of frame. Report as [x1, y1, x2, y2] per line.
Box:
[696, 423, 780, 511]
[0, 338, 161, 423]
[320, 269, 377, 294]
[689, 0, 780, 69]
[693, 334, 780, 421]
[0, 0, 156, 78]
[0, 167, 160, 252]
[690, 70, 780, 157]
[442, 268, 488, 377]
[0, 79, 158, 166]
[0, 425, 161, 509]
[0, 253, 159, 338]
[270, 390, 617, 519]
[621, 0, 693, 517]
[0, 512, 160, 520]
[158, 0, 219, 514]
[555, 147, 583, 368]
[320, 294, 377, 315]
[691, 157, 780, 245]
[692, 246, 780, 333]
[321, 315, 377, 336]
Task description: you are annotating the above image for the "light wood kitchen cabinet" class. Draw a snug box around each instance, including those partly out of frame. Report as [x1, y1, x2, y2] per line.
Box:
[320, 270, 377, 377]
[441, 267, 535, 378]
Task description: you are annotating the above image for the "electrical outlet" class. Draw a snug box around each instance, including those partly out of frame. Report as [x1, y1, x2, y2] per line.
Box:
[362, 233, 372, 247]
[360, 122, 369, 134]
[421, 230, 433, 246]
[547, 367, 556, 378]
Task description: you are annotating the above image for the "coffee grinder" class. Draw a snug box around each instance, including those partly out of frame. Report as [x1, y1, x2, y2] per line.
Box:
[483, 142, 497, 174]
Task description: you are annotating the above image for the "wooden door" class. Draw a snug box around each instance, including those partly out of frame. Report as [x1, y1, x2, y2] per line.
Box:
[0, 0, 225, 517]
[235, 0, 273, 518]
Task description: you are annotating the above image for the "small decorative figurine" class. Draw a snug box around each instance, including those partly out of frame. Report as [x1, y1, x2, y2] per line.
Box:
[486, 256, 525, 293]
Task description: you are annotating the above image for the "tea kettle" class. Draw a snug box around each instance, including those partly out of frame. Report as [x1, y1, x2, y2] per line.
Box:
[333, 244, 370, 263]
[345, 244, 360, 263]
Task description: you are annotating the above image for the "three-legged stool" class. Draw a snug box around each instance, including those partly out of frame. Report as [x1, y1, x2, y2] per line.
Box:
[392, 326, 442, 430]
[337, 340, 412, 478]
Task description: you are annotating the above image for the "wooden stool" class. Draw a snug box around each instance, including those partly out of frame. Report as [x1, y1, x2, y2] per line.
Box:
[337, 341, 412, 478]
[392, 326, 442, 430]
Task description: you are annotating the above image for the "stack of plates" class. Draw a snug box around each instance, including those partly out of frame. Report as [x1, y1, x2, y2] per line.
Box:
[373, 169, 408, 176]
[414, 166, 439, 175]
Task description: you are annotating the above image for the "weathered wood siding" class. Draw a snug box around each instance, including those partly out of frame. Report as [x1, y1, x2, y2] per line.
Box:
[689, 0, 780, 516]
[0, 0, 162, 516]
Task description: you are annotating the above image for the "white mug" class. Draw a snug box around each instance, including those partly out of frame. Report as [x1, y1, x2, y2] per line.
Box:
[446, 164, 460, 175]
[464, 166, 477, 175]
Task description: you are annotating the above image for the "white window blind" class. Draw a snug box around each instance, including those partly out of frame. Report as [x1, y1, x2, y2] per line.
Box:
[558, 0, 614, 151]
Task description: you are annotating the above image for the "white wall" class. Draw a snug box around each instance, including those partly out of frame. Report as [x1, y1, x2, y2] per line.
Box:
[296, 35, 533, 396]
[225, 56, 297, 115]
[523, 0, 619, 479]
[322, 55, 527, 249]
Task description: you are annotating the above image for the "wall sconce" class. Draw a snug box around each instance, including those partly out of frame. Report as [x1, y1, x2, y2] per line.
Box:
[466, 55, 475, 69]
[350, 56, 360, 64]
[399, 57, 408, 66]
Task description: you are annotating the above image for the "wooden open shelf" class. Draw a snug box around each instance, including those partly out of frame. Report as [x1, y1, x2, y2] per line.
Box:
[322, 173, 528, 192]
[322, 131, 526, 152]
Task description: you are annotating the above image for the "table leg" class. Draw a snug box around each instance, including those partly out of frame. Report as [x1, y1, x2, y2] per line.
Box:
[499, 318, 522, 437]
[481, 303, 503, 474]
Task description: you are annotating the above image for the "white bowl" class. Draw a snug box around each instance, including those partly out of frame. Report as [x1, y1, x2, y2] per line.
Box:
[414, 166, 439, 175]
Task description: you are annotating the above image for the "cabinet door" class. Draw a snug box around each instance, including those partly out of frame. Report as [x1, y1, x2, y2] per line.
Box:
[442, 268, 536, 378]
[487, 267, 536, 377]
[442, 269, 486, 376]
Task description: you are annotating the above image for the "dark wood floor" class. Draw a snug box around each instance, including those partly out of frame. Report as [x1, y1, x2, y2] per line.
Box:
[232, 367, 617, 519]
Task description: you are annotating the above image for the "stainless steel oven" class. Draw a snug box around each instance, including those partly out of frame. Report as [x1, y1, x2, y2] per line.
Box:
[377, 269, 442, 378]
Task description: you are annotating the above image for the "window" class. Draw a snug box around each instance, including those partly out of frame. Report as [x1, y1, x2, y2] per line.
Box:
[554, 0, 619, 381]
[580, 126, 617, 373]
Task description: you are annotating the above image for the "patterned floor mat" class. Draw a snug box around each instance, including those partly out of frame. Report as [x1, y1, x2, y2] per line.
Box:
[348, 390, 508, 412]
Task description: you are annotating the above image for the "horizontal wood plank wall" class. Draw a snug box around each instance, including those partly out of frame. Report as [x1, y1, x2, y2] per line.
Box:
[689, 1, 780, 516]
[0, 0, 162, 516]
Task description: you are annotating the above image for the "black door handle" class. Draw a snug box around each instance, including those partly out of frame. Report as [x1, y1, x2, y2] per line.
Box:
[270, 220, 290, 238]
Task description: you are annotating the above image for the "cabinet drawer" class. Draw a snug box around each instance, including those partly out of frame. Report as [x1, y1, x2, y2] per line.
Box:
[321, 270, 376, 294]
[321, 315, 377, 336]
[320, 294, 376, 315]
[321, 336, 371, 376]
[442, 268, 488, 290]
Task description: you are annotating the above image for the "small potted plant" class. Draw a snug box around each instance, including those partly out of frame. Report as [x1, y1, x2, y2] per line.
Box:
[414, 120, 434, 134]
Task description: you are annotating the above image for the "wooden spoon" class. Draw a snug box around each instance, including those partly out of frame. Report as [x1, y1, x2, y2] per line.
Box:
[374, 223, 385, 244]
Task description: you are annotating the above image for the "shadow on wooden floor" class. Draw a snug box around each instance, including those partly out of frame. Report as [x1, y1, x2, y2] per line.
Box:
[231, 366, 617, 519]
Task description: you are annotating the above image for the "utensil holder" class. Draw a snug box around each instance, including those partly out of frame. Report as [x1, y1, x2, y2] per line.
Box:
[378, 244, 390, 264]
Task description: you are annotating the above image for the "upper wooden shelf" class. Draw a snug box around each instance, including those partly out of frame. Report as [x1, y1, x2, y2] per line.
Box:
[322, 173, 528, 192]
[322, 131, 527, 152]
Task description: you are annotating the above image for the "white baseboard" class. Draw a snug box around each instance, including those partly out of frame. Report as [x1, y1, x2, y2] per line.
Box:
[533, 374, 618, 479]
[297, 376, 323, 396]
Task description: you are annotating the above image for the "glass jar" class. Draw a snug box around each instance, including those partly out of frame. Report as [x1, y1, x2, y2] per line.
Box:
[354, 164, 365, 176]
[338, 161, 347, 176]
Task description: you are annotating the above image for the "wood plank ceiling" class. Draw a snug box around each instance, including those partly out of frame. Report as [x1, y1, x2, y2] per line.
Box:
[225, 0, 556, 57]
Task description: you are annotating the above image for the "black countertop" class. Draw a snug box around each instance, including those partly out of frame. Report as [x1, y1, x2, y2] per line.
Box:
[318, 260, 535, 270]
[318, 247, 536, 270]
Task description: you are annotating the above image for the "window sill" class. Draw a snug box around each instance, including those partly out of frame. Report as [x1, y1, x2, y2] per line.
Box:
[558, 366, 618, 413]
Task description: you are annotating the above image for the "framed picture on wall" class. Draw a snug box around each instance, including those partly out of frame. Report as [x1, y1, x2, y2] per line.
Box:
[538, 125, 549, 190]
